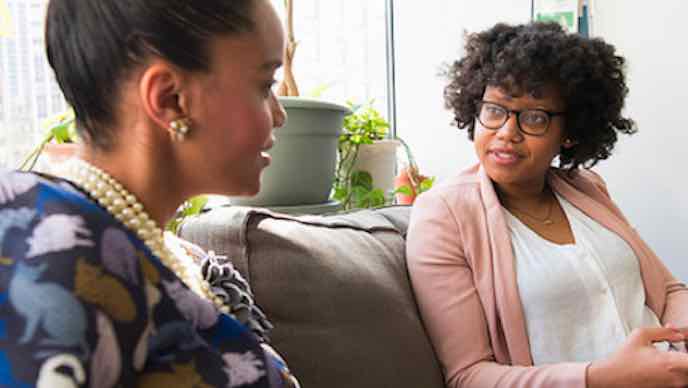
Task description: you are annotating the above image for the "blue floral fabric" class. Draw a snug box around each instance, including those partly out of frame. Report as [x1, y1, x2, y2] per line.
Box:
[0, 170, 294, 388]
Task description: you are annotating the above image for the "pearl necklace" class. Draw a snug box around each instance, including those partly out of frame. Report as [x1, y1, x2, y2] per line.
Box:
[62, 159, 229, 314]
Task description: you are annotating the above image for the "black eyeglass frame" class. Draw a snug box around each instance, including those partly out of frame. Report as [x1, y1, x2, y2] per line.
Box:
[475, 101, 566, 136]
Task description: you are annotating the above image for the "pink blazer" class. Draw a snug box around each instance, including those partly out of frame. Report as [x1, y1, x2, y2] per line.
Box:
[406, 163, 688, 388]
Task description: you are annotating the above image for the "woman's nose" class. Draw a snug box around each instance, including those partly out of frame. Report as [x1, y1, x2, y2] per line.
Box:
[496, 113, 523, 142]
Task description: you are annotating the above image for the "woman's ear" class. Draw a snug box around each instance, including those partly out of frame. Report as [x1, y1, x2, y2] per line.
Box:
[138, 61, 190, 135]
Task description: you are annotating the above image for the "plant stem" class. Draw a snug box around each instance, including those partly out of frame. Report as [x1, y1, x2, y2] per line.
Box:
[396, 137, 418, 172]
[334, 139, 361, 210]
[341, 145, 360, 209]
[277, 0, 299, 96]
[18, 132, 54, 171]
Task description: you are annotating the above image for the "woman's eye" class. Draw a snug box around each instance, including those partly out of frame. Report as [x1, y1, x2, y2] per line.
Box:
[523, 112, 547, 125]
[262, 80, 277, 96]
[485, 106, 504, 117]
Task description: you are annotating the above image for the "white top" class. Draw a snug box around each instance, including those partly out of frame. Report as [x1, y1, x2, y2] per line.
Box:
[504, 194, 664, 365]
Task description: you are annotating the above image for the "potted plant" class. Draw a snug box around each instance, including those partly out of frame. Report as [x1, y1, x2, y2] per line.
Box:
[333, 101, 393, 209]
[333, 101, 434, 210]
[230, 0, 349, 208]
[19, 108, 78, 172]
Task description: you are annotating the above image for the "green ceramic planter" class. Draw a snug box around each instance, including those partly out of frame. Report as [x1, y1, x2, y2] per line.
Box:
[231, 97, 349, 206]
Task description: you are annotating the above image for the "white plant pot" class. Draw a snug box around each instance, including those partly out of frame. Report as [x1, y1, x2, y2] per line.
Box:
[351, 139, 399, 193]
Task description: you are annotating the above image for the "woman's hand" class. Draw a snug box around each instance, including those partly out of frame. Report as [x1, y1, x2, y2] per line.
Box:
[665, 323, 688, 353]
[587, 327, 688, 388]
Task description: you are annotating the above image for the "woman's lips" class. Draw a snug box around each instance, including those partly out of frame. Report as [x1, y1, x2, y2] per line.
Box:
[260, 151, 272, 167]
[260, 136, 275, 166]
[488, 149, 522, 166]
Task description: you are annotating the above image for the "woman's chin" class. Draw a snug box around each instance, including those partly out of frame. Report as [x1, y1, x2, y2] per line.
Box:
[484, 167, 521, 187]
[202, 179, 260, 198]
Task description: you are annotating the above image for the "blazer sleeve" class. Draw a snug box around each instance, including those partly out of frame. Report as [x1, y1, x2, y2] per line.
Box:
[406, 189, 588, 388]
[660, 266, 688, 332]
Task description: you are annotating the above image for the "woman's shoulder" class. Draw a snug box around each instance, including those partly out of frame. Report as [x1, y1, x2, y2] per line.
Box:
[414, 164, 484, 212]
[1, 169, 101, 214]
[410, 165, 486, 238]
[0, 172, 154, 383]
[549, 167, 610, 198]
[1, 169, 131, 220]
[1, 170, 149, 286]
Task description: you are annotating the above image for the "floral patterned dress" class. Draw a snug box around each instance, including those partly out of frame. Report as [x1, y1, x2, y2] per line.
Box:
[0, 170, 297, 388]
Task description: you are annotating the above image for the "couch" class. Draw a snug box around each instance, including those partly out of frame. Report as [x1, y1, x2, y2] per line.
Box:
[179, 205, 445, 388]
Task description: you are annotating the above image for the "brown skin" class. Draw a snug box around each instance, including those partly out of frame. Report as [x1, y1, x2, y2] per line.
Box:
[475, 85, 575, 245]
[477, 85, 688, 388]
[79, 0, 286, 227]
[587, 327, 688, 388]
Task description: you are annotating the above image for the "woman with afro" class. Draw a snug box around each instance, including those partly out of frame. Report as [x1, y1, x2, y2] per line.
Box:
[407, 22, 688, 388]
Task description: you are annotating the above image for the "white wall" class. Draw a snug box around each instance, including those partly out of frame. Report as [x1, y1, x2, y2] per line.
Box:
[395, 1, 688, 280]
[591, 0, 688, 280]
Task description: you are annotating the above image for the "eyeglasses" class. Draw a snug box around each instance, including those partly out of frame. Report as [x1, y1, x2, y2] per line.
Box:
[476, 101, 566, 136]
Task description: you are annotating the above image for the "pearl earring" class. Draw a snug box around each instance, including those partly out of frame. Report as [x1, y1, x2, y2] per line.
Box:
[169, 118, 192, 141]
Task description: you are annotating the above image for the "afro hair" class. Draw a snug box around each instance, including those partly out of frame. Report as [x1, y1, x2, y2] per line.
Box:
[444, 22, 636, 170]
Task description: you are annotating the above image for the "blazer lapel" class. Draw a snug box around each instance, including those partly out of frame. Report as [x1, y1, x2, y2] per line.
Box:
[478, 166, 534, 366]
[548, 172, 631, 240]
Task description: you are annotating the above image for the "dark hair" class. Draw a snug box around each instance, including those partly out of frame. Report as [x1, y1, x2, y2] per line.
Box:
[46, 0, 257, 149]
[444, 22, 636, 170]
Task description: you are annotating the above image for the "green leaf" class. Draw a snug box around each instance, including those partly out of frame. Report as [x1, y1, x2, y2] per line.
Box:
[367, 188, 386, 207]
[333, 187, 348, 201]
[51, 123, 72, 143]
[341, 100, 389, 141]
[351, 170, 373, 191]
[393, 185, 413, 196]
[165, 195, 208, 233]
[352, 185, 371, 208]
[419, 177, 436, 193]
[181, 195, 208, 217]
[44, 108, 78, 143]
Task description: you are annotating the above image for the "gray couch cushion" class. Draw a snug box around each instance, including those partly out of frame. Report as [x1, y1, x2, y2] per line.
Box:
[179, 205, 444, 388]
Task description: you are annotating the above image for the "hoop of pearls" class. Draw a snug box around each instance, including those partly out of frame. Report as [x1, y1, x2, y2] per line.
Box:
[63, 159, 229, 314]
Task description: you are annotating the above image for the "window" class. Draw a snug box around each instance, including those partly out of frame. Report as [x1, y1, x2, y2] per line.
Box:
[36, 94, 47, 118]
[0, 0, 61, 168]
[33, 52, 44, 83]
[270, 0, 390, 113]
